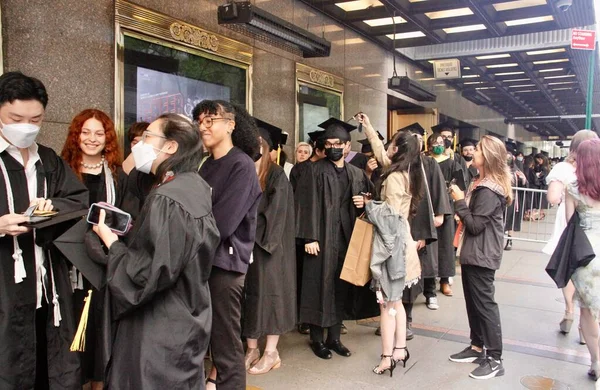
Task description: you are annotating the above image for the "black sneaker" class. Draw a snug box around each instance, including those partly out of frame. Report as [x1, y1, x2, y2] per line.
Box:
[449, 346, 484, 363]
[469, 357, 505, 380]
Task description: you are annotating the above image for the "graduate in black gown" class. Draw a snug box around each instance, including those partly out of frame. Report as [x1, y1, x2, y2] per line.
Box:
[426, 133, 462, 304]
[0, 72, 89, 389]
[433, 122, 469, 186]
[92, 114, 220, 389]
[461, 139, 479, 188]
[290, 130, 326, 335]
[296, 118, 377, 360]
[244, 122, 297, 374]
[60, 108, 138, 389]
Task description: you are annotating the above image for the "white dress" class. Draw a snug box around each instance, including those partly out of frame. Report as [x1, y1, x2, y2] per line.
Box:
[542, 162, 576, 255]
[568, 183, 600, 321]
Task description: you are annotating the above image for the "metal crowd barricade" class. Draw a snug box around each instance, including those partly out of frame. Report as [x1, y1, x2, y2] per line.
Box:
[504, 186, 553, 243]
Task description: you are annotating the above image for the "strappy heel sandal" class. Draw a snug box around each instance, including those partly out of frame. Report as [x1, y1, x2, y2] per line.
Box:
[393, 346, 411, 367]
[372, 354, 396, 377]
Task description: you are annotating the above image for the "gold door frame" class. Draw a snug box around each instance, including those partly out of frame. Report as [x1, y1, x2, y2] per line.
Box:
[114, 0, 253, 149]
[295, 63, 344, 145]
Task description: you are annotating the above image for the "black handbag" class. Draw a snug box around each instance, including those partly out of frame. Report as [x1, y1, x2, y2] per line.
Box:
[545, 211, 596, 288]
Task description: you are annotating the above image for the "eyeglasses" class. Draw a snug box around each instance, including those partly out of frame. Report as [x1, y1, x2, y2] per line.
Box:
[441, 135, 453, 140]
[141, 131, 167, 142]
[324, 141, 345, 148]
[195, 116, 232, 128]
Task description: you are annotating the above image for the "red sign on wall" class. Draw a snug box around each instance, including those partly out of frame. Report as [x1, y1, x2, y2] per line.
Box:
[571, 29, 597, 50]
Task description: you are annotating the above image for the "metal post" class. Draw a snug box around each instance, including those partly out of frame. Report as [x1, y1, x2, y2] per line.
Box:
[585, 46, 596, 130]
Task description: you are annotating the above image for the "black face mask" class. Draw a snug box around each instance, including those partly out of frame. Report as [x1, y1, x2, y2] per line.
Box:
[463, 155, 473, 162]
[444, 138, 453, 149]
[325, 147, 344, 162]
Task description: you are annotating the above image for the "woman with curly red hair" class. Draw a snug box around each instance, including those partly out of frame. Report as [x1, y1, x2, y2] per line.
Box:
[60, 108, 136, 390]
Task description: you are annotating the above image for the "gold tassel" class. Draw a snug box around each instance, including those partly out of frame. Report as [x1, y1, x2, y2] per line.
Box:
[276, 146, 281, 165]
[70, 289, 93, 352]
[453, 134, 457, 152]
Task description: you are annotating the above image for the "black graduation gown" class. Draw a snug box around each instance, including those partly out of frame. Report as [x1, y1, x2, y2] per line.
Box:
[296, 159, 378, 327]
[104, 172, 219, 389]
[0, 145, 89, 390]
[244, 165, 297, 338]
[348, 152, 368, 170]
[74, 168, 139, 382]
[290, 160, 314, 193]
[403, 156, 448, 302]
[430, 157, 460, 278]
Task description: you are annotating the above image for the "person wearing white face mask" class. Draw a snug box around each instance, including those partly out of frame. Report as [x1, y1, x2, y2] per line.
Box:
[92, 113, 220, 389]
[0, 71, 89, 389]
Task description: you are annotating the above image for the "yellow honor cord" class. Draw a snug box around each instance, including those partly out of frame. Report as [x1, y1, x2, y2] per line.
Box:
[276, 146, 281, 165]
[70, 289, 93, 352]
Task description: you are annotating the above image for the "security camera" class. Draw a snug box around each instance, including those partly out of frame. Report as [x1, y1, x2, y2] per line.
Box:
[555, 0, 572, 12]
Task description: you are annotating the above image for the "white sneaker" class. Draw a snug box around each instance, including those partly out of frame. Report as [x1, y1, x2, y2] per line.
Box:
[449, 277, 454, 286]
[426, 297, 439, 310]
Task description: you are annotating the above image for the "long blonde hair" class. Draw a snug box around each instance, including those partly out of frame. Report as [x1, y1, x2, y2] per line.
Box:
[479, 135, 513, 205]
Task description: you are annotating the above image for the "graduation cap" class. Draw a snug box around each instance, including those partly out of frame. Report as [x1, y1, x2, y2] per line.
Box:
[318, 118, 357, 142]
[431, 121, 457, 134]
[460, 138, 478, 148]
[54, 218, 106, 290]
[255, 118, 283, 151]
[308, 130, 325, 143]
[358, 139, 373, 154]
[280, 132, 289, 147]
[396, 122, 426, 136]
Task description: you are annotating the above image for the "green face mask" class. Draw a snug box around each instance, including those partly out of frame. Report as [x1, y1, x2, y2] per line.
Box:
[432, 145, 445, 155]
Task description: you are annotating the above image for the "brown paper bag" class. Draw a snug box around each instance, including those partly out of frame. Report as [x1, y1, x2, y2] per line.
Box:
[340, 216, 373, 286]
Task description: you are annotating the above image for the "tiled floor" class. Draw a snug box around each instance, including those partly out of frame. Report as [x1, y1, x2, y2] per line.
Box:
[246, 239, 595, 390]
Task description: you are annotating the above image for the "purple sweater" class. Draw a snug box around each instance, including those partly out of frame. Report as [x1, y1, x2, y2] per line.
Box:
[200, 147, 262, 274]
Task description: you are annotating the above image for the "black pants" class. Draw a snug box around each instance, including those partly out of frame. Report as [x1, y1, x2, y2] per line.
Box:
[403, 302, 413, 324]
[461, 264, 503, 360]
[209, 266, 246, 390]
[423, 277, 450, 298]
[310, 323, 342, 344]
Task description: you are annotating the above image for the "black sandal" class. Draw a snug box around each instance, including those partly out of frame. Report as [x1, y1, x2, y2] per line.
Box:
[393, 346, 411, 367]
[372, 354, 396, 377]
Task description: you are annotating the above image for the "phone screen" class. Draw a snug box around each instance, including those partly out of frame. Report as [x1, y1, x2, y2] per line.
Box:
[87, 204, 131, 233]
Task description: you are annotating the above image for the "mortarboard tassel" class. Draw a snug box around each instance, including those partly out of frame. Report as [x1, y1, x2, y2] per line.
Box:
[70, 289, 93, 352]
[276, 146, 281, 165]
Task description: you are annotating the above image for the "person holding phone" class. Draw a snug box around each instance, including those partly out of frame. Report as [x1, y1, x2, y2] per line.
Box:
[92, 114, 220, 388]
[0, 72, 89, 389]
[448, 135, 511, 380]
[358, 114, 423, 377]
[61, 108, 138, 389]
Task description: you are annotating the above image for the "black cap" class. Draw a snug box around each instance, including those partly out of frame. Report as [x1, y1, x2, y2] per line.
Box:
[255, 118, 282, 151]
[460, 138, 478, 148]
[318, 118, 357, 142]
[280, 132, 289, 147]
[431, 121, 457, 134]
[397, 122, 426, 136]
[308, 130, 325, 143]
[358, 139, 373, 154]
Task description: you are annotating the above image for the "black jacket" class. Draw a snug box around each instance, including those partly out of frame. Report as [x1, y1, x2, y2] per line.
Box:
[455, 182, 507, 270]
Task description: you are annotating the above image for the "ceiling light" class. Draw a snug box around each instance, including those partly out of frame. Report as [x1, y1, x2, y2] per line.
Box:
[463, 67, 471, 70]
[364, 73, 381, 78]
[552, 87, 572, 91]
[419, 77, 435, 81]
[493, 0, 547, 12]
[218, 2, 331, 58]
[526, 48, 566, 56]
[547, 81, 576, 85]
[533, 58, 569, 64]
[443, 24, 486, 34]
[476, 87, 496, 90]
[486, 63, 519, 68]
[514, 89, 540, 93]
[364, 16, 406, 27]
[415, 70, 423, 74]
[464, 81, 482, 85]
[544, 74, 576, 79]
[446, 89, 456, 92]
[495, 71, 526, 76]
[539, 68, 564, 72]
[476, 54, 511, 60]
[335, 0, 382, 12]
[502, 78, 531, 82]
[508, 84, 536, 88]
[386, 31, 426, 40]
[425, 8, 473, 19]
[462, 75, 480, 78]
[505, 15, 553, 26]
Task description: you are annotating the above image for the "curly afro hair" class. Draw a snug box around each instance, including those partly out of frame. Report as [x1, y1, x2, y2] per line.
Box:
[192, 100, 260, 159]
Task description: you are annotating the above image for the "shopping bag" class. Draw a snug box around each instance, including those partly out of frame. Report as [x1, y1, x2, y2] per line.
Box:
[340, 215, 373, 286]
